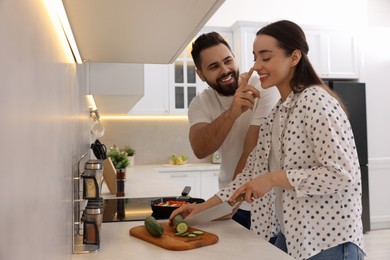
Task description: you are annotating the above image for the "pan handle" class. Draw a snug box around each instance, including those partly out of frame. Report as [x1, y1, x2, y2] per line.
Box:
[181, 186, 191, 196]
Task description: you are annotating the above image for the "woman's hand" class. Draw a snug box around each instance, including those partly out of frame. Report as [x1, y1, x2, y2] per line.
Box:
[168, 195, 224, 225]
[230, 171, 292, 204]
[233, 173, 274, 203]
[168, 203, 204, 225]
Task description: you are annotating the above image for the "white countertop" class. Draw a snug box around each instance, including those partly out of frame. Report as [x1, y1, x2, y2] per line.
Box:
[75, 164, 293, 259]
[71, 220, 294, 260]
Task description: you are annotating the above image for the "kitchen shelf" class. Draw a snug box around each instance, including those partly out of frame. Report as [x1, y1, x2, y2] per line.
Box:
[72, 152, 100, 254]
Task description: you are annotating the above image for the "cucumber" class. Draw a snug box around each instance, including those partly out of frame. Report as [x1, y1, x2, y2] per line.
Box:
[192, 230, 204, 235]
[175, 232, 189, 237]
[144, 216, 164, 237]
[172, 214, 189, 234]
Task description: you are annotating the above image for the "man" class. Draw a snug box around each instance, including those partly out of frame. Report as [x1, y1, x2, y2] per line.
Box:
[188, 32, 279, 229]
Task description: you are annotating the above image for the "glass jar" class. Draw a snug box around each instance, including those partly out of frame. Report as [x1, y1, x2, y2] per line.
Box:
[82, 199, 103, 246]
[83, 159, 103, 199]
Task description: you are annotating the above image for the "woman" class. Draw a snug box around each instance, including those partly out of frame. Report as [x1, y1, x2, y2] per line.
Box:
[170, 20, 365, 259]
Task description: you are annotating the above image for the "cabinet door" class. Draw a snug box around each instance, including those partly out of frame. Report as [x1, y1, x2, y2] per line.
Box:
[305, 30, 359, 79]
[129, 64, 170, 115]
[326, 32, 359, 79]
[200, 171, 219, 200]
[162, 171, 201, 198]
[88, 62, 145, 115]
[306, 31, 327, 76]
[233, 26, 260, 72]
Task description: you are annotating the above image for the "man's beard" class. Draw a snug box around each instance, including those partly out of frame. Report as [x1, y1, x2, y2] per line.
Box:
[205, 70, 240, 96]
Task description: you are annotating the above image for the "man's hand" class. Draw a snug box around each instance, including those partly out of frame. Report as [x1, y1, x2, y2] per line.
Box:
[229, 68, 260, 117]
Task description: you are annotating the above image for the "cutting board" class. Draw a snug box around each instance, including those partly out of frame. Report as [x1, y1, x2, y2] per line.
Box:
[103, 158, 116, 195]
[129, 222, 218, 251]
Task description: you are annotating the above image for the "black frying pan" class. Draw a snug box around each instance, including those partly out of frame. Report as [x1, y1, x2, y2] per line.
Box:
[150, 186, 205, 219]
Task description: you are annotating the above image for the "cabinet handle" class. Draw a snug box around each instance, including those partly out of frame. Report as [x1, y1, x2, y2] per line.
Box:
[170, 173, 188, 178]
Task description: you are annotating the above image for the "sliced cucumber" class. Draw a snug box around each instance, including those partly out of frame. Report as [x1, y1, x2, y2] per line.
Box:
[175, 222, 189, 234]
[192, 230, 204, 235]
[175, 232, 189, 237]
[187, 233, 197, 238]
[172, 214, 189, 234]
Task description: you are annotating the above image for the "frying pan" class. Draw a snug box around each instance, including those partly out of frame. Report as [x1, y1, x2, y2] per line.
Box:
[150, 186, 205, 219]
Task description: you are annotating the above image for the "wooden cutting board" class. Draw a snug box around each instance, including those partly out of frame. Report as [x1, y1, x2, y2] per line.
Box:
[129, 222, 218, 251]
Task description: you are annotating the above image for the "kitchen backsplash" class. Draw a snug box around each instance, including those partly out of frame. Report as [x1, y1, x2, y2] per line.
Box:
[99, 117, 211, 165]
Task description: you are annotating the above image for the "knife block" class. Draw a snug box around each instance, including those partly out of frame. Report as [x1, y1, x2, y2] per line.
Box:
[103, 158, 116, 195]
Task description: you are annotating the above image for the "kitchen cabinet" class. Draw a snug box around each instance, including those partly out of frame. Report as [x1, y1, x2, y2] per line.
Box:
[62, 0, 225, 64]
[129, 64, 170, 115]
[160, 170, 202, 198]
[87, 62, 145, 115]
[231, 21, 360, 79]
[232, 22, 265, 72]
[157, 166, 220, 200]
[305, 30, 359, 79]
[200, 170, 220, 200]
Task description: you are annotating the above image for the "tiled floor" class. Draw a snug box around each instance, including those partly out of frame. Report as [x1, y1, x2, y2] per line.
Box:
[364, 228, 390, 259]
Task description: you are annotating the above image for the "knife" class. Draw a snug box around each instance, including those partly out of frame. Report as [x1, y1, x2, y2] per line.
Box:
[185, 193, 246, 226]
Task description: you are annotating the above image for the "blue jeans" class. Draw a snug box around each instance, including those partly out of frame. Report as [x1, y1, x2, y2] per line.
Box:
[232, 209, 250, 230]
[270, 232, 365, 260]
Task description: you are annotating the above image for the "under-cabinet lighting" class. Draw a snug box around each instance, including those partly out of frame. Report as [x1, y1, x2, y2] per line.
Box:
[43, 0, 74, 63]
[53, 0, 82, 64]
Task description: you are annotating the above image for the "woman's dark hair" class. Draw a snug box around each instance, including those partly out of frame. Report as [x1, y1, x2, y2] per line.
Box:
[191, 32, 232, 70]
[257, 20, 346, 111]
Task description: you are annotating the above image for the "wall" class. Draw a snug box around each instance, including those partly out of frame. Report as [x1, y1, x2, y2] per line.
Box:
[360, 0, 390, 229]
[0, 1, 89, 259]
[99, 118, 210, 165]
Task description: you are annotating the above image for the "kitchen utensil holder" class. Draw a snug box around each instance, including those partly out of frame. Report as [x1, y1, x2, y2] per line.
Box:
[72, 152, 101, 254]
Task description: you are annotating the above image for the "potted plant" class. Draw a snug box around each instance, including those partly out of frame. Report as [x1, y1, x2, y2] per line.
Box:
[122, 146, 136, 167]
[107, 148, 130, 170]
[107, 147, 129, 197]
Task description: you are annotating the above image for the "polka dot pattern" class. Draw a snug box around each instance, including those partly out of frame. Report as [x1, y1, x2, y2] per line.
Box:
[216, 87, 364, 259]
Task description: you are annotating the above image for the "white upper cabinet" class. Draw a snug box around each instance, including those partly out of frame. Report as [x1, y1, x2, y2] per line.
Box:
[87, 62, 144, 115]
[129, 64, 170, 115]
[62, 0, 225, 64]
[231, 22, 265, 73]
[232, 22, 360, 79]
[306, 30, 359, 79]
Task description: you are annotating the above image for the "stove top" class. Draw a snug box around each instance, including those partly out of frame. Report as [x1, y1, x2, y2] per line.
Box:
[103, 197, 161, 222]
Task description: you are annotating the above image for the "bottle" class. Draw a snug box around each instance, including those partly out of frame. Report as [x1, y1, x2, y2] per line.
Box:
[116, 169, 125, 197]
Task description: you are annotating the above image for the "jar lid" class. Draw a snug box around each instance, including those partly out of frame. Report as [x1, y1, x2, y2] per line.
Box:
[84, 207, 102, 214]
[86, 198, 103, 208]
[84, 159, 103, 170]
